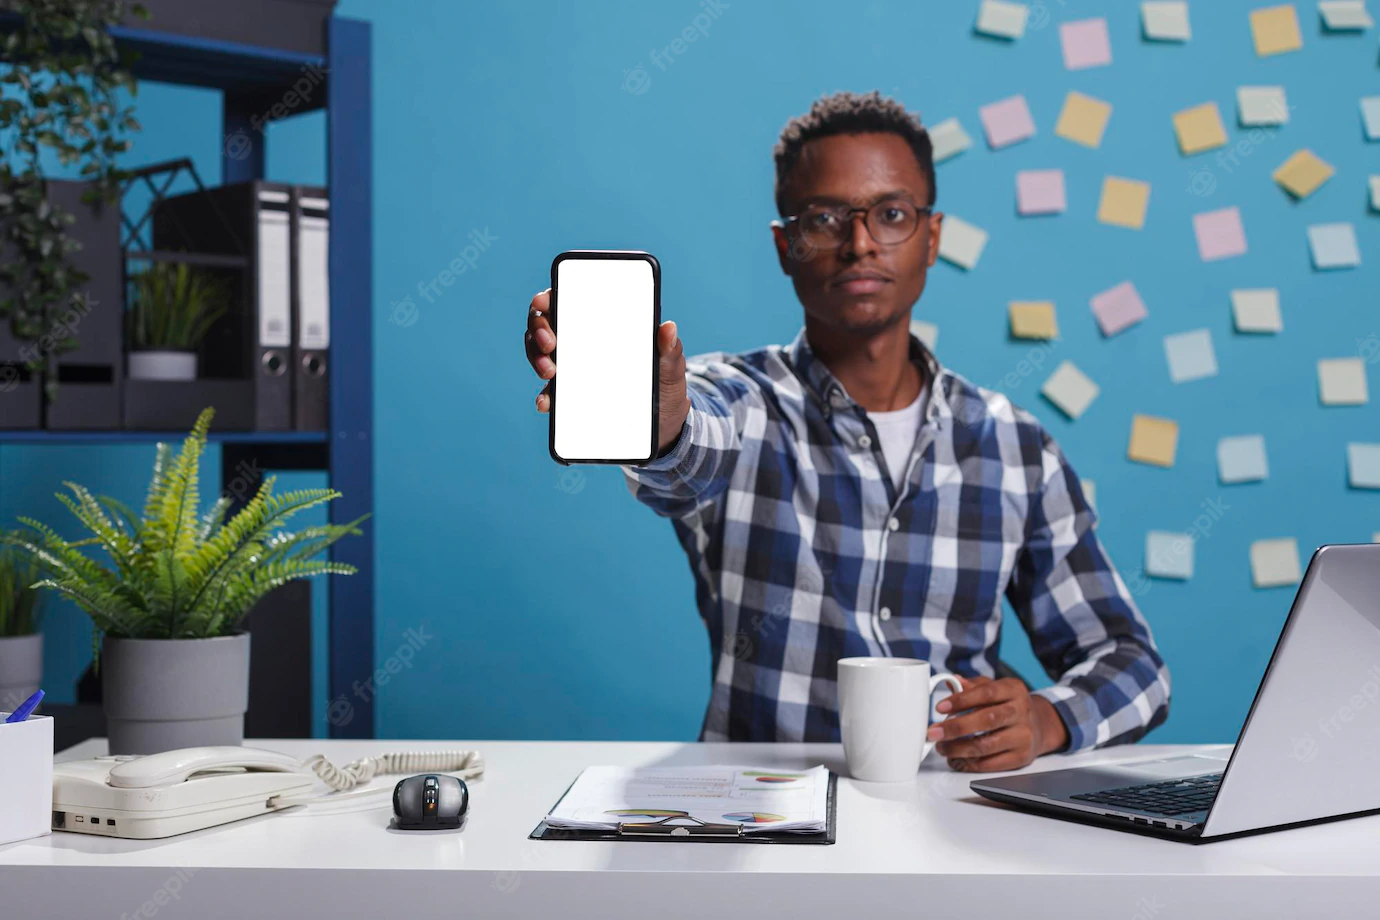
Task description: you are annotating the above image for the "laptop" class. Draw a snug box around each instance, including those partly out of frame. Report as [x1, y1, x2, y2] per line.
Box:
[971, 543, 1380, 843]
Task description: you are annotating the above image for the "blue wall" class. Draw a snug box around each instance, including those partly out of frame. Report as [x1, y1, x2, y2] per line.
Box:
[20, 0, 1379, 746]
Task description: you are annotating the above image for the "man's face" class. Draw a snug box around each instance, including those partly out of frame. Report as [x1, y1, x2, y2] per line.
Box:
[772, 132, 942, 337]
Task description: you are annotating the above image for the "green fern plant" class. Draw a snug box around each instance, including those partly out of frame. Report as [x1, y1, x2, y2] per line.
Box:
[9, 407, 365, 658]
[0, 533, 43, 637]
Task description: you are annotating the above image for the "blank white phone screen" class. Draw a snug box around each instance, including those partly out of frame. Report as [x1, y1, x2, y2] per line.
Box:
[553, 258, 655, 462]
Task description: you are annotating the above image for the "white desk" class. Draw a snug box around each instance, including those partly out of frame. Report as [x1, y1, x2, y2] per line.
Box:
[1, 739, 1376, 919]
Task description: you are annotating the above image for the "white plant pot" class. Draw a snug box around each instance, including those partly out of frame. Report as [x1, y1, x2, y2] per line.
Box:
[0, 632, 43, 713]
[128, 350, 197, 382]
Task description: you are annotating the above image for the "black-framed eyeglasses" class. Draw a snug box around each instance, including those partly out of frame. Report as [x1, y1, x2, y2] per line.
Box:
[771, 198, 932, 248]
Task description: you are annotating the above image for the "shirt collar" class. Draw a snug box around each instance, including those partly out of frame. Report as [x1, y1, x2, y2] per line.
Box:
[785, 324, 951, 425]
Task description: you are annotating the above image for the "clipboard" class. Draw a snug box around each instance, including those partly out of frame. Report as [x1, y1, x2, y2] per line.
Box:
[529, 771, 837, 844]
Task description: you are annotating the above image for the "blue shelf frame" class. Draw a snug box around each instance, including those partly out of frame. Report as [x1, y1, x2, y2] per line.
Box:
[0, 14, 375, 738]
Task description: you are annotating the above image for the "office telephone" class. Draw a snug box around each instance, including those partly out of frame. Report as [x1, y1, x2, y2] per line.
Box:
[52, 745, 485, 839]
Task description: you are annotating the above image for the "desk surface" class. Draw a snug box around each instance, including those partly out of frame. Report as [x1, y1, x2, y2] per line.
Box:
[2, 739, 1377, 919]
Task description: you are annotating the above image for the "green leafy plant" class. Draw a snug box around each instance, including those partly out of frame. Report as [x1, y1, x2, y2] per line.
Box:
[0, 0, 146, 397]
[126, 262, 227, 351]
[0, 532, 43, 637]
[11, 408, 365, 660]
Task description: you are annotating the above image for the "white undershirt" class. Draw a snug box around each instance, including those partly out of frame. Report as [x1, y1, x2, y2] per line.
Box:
[866, 383, 929, 493]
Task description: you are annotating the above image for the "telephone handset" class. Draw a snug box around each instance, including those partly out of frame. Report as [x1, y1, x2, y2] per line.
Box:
[53, 745, 485, 840]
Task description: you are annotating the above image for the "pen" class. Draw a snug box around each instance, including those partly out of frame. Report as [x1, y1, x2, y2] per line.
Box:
[4, 689, 43, 723]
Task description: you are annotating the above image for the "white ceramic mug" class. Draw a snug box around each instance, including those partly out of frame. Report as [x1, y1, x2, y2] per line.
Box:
[837, 657, 965, 783]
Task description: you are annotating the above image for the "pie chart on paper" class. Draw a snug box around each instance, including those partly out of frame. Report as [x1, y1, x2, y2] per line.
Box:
[723, 812, 786, 824]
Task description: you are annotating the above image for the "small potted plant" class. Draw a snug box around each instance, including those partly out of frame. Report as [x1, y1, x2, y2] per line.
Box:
[12, 407, 364, 754]
[125, 262, 228, 381]
[0, 534, 43, 713]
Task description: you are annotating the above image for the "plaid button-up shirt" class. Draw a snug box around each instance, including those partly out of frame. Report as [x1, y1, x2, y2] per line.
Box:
[623, 326, 1170, 750]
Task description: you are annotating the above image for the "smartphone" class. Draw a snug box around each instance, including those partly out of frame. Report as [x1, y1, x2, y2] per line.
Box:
[548, 250, 661, 465]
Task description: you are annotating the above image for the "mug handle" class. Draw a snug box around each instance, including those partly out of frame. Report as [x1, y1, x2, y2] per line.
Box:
[921, 673, 966, 763]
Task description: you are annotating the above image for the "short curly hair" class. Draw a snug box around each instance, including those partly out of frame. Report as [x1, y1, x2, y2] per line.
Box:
[773, 90, 935, 215]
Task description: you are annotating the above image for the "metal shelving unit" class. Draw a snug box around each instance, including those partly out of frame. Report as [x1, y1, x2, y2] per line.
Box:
[0, 15, 375, 738]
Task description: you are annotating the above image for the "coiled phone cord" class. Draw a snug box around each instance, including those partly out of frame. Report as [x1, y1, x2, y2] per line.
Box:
[268, 750, 486, 809]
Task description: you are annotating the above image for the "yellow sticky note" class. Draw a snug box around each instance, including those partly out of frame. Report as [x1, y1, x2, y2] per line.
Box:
[1055, 91, 1113, 148]
[1251, 4, 1302, 56]
[1173, 103, 1228, 155]
[1098, 177, 1151, 230]
[1272, 149, 1335, 198]
[1129, 415, 1179, 468]
[1010, 301, 1059, 339]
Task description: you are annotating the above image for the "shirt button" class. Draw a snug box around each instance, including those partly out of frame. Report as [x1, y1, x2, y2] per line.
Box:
[858, 434, 872, 449]
[887, 517, 900, 532]
[878, 607, 892, 622]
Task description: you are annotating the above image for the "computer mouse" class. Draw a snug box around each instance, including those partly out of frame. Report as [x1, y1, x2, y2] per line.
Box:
[392, 774, 469, 830]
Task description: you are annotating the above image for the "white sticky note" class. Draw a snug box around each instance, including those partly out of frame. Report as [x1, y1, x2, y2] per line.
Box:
[929, 117, 972, 163]
[1082, 479, 1097, 512]
[1348, 443, 1380, 488]
[1041, 361, 1100, 419]
[1238, 86, 1289, 126]
[1231, 289, 1282, 333]
[1372, 176, 1380, 211]
[1318, 357, 1369, 405]
[938, 216, 988, 270]
[1252, 538, 1302, 588]
[1218, 435, 1269, 483]
[977, 0, 1030, 39]
[1362, 97, 1380, 140]
[1146, 531, 1194, 579]
[1164, 329, 1218, 383]
[1142, 1, 1191, 39]
[909, 319, 939, 351]
[1308, 223, 1361, 269]
[1320, 1, 1374, 29]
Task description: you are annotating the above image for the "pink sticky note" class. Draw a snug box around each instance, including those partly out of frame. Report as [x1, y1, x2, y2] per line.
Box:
[1193, 207, 1247, 261]
[1091, 281, 1148, 337]
[1017, 169, 1067, 215]
[979, 95, 1036, 149]
[1061, 18, 1112, 70]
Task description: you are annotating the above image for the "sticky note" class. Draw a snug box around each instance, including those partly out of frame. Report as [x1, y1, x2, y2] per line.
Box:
[1173, 103, 1228, 155]
[1128, 415, 1179, 467]
[909, 319, 939, 350]
[1320, 1, 1374, 29]
[976, 0, 1029, 38]
[1231, 289, 1282, 333]
[1238, 86, 1289, 126]
[1142, 2, 1191, 40]
[1164, 329, 1219, 383]
[1193, 206, 1247, 261]
[929, 117, 972, 163]
[980, 95, 1036, 149]
[1219, 435, 1269, 483]
[1371, 176, 1380, 211]
[1091, 281, 1148, 337]
[1082, 479, 1097, 512]
[1251, 5, 1303, 56]
[1348, 443, 1380, 488]
[1010, 301, 1058, 339]
[1146, 531, 1194, 579]
[1318, 357, 1369, 405]
[1042, 361, 1100, 419]
[1362, 97, 1380, 140]
[1251, 538, 1301, 588]
[1056, 92, 1112, 148]
[1098, 177, 1151, 229]
[938, 216, 988, 270]
[1017, 170, 1067, 215]
[1061, 17, 1112, 69]
[1308, 223, 1361, 269]
[1374, 532, 1380, 543]
[1273, 150, 1335, 198]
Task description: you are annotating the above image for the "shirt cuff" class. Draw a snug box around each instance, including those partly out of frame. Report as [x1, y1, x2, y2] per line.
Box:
[624, 403, 697, 475]
[1032, 684, 1100, 754]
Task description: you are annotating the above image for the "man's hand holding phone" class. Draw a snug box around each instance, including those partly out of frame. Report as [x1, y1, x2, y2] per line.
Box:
[525, 288, 690, 457]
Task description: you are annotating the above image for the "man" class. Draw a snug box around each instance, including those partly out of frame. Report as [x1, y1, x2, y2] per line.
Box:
[524, 90, 1170, 771]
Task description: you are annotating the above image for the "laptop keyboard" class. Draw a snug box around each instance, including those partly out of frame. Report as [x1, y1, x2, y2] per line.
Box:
[1069, 772, 1222, 818]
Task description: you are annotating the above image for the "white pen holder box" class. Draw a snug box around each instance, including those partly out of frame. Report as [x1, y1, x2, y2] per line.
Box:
[0, 713, 53, 845]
